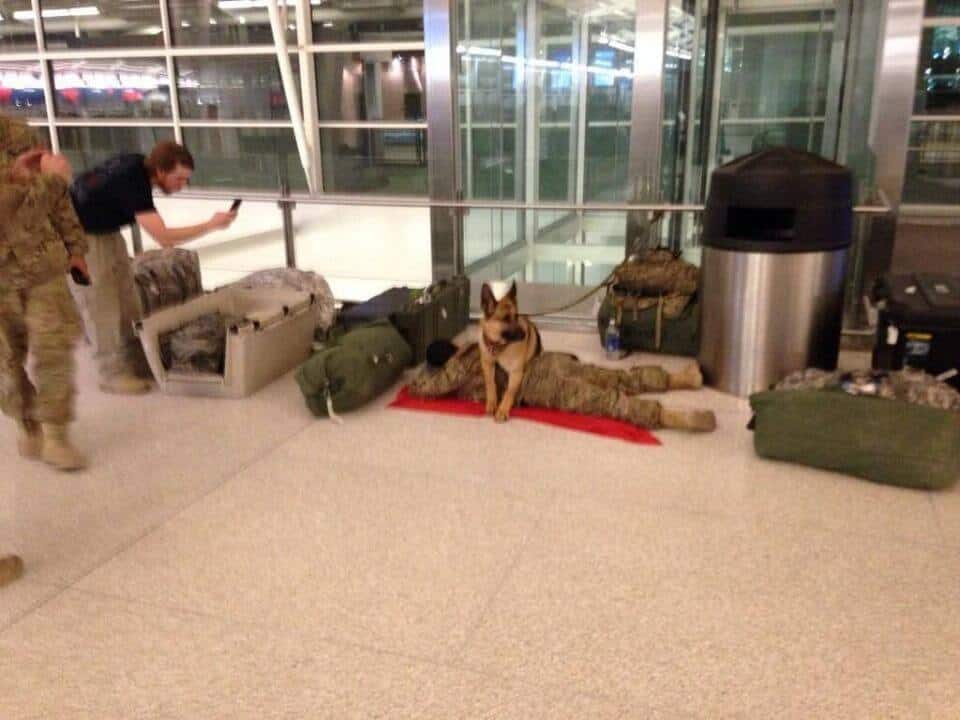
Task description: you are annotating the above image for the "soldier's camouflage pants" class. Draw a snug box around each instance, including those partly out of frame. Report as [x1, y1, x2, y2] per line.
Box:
[0, 276, 81, 425]
[68, 231, 151, 381]
[408, 346, 667, 428]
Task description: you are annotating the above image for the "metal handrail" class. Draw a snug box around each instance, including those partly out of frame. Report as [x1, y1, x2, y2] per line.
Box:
[171, 189, 893, 215]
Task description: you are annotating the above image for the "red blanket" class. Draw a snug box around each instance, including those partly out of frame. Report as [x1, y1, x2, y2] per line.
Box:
[389, 387, 660, 446]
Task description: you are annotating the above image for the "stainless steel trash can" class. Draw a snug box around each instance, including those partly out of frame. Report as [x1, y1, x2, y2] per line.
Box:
[698, 148, 853, 397]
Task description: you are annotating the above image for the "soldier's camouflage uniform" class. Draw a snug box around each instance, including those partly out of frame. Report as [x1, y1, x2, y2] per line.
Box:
[0, 117, 88, 425]
[774, 368, 960, 412]
[407, 343, 672, 428]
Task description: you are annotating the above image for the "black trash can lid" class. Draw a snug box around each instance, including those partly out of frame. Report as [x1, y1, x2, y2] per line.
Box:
[704, 147, 853, 254]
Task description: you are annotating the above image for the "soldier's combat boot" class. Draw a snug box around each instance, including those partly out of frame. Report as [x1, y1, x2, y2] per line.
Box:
[41, 423, 88, 472]
[667, 363, 704, 390]
[99, 375, 152, 395]
[17, 420, 42, 460]
[0, 555, 24, 588]
[660, 407, 717, 432]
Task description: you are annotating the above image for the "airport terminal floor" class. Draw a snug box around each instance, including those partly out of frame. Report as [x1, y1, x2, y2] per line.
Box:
[2, 331, 958, 719]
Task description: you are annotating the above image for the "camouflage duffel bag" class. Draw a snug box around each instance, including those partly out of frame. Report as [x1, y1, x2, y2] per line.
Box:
[295, 320, 413, 419]
[750, 370, 960, 490]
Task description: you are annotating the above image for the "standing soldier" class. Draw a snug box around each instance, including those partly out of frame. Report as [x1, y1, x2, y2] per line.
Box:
[1, 114, 90, 471]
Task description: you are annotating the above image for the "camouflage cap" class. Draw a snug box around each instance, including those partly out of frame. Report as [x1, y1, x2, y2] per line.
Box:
[0, 114, 42, 165]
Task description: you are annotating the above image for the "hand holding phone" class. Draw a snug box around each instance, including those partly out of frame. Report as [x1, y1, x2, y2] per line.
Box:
[230, 198, 243, 212]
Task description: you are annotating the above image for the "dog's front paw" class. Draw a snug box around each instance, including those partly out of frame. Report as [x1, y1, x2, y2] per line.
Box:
[494, 407, 511, 423]
[485, 399, 497, 416]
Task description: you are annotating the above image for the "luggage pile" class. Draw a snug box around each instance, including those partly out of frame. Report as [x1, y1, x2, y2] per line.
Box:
[596, 249, 700, 357]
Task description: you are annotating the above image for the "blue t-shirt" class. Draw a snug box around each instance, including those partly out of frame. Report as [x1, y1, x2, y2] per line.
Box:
[69, 153, 156, 234]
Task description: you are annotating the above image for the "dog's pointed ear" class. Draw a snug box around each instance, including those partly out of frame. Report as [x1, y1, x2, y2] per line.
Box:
[480, 283, 497, 318]
[506, 280, 517, 302]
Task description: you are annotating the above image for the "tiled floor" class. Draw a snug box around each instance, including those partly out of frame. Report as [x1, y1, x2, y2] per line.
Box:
[1, 330, 958, 719]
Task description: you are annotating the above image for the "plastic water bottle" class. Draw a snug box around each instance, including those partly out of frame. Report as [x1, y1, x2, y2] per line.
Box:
[604, 318, 621, 360]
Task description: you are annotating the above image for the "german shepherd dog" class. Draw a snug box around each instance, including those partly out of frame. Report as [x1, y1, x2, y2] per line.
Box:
[479, 281, 542, 422]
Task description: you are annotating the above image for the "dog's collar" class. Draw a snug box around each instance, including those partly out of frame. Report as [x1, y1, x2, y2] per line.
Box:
[482, 331, 509, 355]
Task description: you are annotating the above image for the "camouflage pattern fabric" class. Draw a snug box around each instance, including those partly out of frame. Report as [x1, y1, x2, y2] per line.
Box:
[131, 248, 203, 316]
[407, 343, 667, 428]
[160, 311, 241, 375]
[612, 248, 699, 297]
[0, 115, 41, 168]
[0, 170, 88, 290]
[774, 368, 960, 413]
[229, 267, 336, 331]
[0, 276, 82, 424]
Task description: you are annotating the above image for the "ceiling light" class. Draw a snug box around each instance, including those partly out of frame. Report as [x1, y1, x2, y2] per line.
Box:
[13, 6, 100, 20]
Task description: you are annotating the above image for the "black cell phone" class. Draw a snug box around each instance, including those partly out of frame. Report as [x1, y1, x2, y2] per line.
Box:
[70, 266, 91, 286]
[230, 198, 243, 212]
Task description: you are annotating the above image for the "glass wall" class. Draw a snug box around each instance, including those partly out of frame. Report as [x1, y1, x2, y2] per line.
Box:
[906, 10, 960, 204]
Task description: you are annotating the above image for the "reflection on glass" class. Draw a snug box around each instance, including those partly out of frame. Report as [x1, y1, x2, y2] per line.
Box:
[183, 127, 307, 191]
[40, 0, 163, 48]
[0, 61, 46, 118]
[316, 52, 425, 122]
[926, 0, 960, 16]
[311, 0, 423, 43]
[52, 60, 170, 118]
[458, 0, 637, 293]
[177, 56, 298, 121]
[0, 0, 36, 51]
[169, 0, 296, 46]
[714, 8, 833, 168]
[904, 120, 960, 204]
[320, 127, 426, 195]
[584, 126, 630, 202]
[916, 27, 960, 114]
[59, 126, 174, 172]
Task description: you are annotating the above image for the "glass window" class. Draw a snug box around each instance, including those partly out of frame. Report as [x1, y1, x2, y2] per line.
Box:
[320, 127, 426, 195]
[926, 0, 960, 16]
[0, 0, 37, 51]
[169, 0, 296, 46]
[40, 0, 164, 49]
[182, 126, 307, 191]
[52, 59, 170, 119]
[0, 61, 46, 118]
[58, 125, 174, 171]
[316, 52, 425, 123]
[916, 27, 960, 114]
[311, 0, 423, 43]
[904, 120, 960, 204]
[176, 56, 298, 121]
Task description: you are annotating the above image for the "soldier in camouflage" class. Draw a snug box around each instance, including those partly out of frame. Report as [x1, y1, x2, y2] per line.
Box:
[408, 342, 717, 432]
[774, 367, 960, 412]
[1, 114, 89, 471]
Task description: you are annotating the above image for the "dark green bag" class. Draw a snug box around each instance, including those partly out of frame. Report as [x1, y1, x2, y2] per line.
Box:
[750, 389, 960, 490]
[597, 293, 700, 357]
[295, 320, 413, 418]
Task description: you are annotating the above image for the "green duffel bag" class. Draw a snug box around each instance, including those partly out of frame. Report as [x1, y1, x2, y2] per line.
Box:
[750, 389, 960, 490]
[597, 292, 700, 357]
[295, 320, 413, 418]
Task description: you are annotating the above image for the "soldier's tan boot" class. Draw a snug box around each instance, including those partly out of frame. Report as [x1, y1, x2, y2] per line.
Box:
[40, 423, 88, 472]
[0, 555, 25, 588]
[660, 407, 717, 433]
[667, 363, 704, 390]
[16, 420, 43, 460]
[99, 375, 152, 395]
